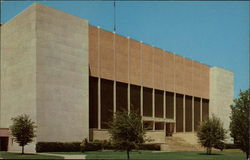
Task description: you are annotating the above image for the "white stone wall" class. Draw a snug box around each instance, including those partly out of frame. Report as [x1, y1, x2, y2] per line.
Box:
[209, 67, 234, 141]
[1, 4, 37, 153]
[1, 3, 89, 152]
[35, 3, 89, 143]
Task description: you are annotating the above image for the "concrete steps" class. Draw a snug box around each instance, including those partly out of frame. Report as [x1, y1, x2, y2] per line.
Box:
[161, 133, 204, 152]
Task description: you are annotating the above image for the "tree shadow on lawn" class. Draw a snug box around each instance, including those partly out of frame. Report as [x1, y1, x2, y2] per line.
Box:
[198, 152, 223, 156]
[13, 153, 36, 155]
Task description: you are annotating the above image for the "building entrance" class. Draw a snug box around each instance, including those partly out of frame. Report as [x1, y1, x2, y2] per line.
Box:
[0, 137, 8, 151]
[166, 123, 174, 136]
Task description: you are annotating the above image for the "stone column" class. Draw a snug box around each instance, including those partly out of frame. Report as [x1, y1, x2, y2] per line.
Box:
[192, 96, 194, 132]
[163, 91, 166, 119]
[128, 84, 130, 113]
[153, 89, 155, 118]
[98, 78, 101, 130]
[183, 95, 186, 132]
[174, 93, 176, 133]
[200, 98, 203, 122]
[113, 81, 116, 114]
[141, 87, 143, 117]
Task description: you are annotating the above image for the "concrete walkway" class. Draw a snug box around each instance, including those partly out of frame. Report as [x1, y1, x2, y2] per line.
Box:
[38, 153, 86, 159]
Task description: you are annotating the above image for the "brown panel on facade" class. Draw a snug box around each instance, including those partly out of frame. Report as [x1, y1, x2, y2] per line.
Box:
[200, 65, 210, 99]
[89, 26, 99, 77]
[115, 34, 128, 83]
[142, 43, 154, 88]
[176, 94, 184, 132]
[194, 97, 201, 131]
[130, 84, 141, 114]
[101, 79, 113, 129]
[100, 29, 114, 80]
[155, 89, 164, 118]
[185, 96, 192, 132]
[116, 82, 128, 112]
[192, 62, 199, 97]
[155, 122, 164, 130]
[175, 55, 185, 94]
[202, 99, 209, 121]
[164, 52, 175, 92]
[184, 59, 193, 95]
[129, 39, 141, 85]
[154, 48, 164, 90]
[166, 92, 174, 119]
[143, 87, 152, 117]
[192, 61, 210, 98]
[89, 76, 98, 128]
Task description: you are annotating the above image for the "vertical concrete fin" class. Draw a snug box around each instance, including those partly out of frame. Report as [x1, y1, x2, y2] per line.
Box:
[209, 67, 234, 141]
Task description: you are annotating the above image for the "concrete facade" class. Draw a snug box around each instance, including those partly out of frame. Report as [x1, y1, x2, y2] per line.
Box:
[1, 3, 89, 152]
[0, 3, 234, 152]
[35, 3, 89, 143]
[209, 67, 234, 141]
[1, 4, 37, 152]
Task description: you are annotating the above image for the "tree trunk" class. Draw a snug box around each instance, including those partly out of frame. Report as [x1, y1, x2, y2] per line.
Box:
[127, 149, 130, 160]
[246, 151, 249, 159]
[206, 147, 212, 155]
[22, 146, 24, 155]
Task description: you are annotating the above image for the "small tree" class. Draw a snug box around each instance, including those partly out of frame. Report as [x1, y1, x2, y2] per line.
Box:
[10, 114, 36, 154]
[230, 89, 249, 159]
[108, 110, 145, 160]
[197, 115, 226, 155]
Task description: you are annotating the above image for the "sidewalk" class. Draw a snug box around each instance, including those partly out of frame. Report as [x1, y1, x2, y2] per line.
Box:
[38, 153, 86, 159]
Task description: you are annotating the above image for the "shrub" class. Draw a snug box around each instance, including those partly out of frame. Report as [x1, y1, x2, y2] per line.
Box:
[36, 141, 161, 152]
[214, 143, 239, 150]
[101, 140, 115, 150]
[80, 139, 102, 152]
[214, 142, 225, 151]
[197, 115, 226, 154]
[224, 143, 239, 149]
[36, 142, 81, 152]
[139, 144, 161, 150]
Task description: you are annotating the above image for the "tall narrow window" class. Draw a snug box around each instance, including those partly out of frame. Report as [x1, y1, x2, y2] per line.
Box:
[155, 90, 163, 118]
[101, 79, 113, 129]
[89, 77, 98, 128]
[166, 92, 174, 119]
[116, 82, 128, 112]
[143, 87, 152, 117]
[194, 97, 201, 131]
[130, 85, 141, 114]
[176, 94, 183, 132]
[185, 96, 192, 132]
[202, 99, 209, 121]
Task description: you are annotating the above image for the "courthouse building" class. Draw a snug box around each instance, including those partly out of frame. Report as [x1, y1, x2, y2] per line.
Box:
[0, 3, 234, 152]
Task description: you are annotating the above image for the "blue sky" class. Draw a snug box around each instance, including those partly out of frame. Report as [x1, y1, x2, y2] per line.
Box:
[1, 1, 249, 97]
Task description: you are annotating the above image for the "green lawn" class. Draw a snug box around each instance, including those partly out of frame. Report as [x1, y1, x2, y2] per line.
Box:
[84, 150, 245, 160]
[3, 150, 243, 160]
[0, 152, 63, 159]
